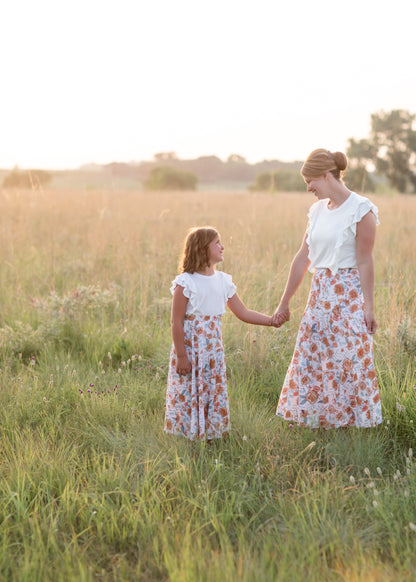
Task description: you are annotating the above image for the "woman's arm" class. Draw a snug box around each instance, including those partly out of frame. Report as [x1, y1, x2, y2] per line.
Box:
[171, 285, 192, 374]
[356, 211, 377, 334]
[227, 293, 273, 326]
[272, 231, 311, 325]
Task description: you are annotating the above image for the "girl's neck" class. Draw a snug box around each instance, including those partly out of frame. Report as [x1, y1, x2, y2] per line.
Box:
[196, 264, 215, 276]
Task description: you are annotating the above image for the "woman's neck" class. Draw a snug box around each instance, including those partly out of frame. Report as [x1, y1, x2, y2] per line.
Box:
[327, 183, 351, 209]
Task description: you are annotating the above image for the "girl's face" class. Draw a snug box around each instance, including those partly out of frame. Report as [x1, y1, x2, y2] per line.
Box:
[208, 235, 224, 265]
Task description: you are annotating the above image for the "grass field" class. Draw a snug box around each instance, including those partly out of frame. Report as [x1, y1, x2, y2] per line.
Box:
[0, 187, 415, 581]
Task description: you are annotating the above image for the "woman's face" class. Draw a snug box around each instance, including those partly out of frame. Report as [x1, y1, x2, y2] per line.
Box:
[304, 174, 331, 199]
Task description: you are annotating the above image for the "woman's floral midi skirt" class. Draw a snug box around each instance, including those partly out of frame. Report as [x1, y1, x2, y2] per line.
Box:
[276, 268, 382, 429]
[164, 314, 230, 440]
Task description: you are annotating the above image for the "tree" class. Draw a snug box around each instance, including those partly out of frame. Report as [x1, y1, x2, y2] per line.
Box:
[346, 109, 416, 193]
[370, 110, 416, 192]
[143, 166, 198, 190]
[370, 109, 416, 192]
[153, 152, 178, 162]
[226, 154, 247, 164]
[345, 138, 377, 193]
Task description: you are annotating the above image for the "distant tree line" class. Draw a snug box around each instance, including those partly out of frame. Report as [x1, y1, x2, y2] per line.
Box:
[102, 153, 303, 191]
[2, 109, 415, 192]
[108, 109, 416, 193]
[2, 169, 51, 188]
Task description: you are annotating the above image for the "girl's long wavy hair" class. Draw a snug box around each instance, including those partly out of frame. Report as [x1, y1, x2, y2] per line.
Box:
[179, 226, 219, 274]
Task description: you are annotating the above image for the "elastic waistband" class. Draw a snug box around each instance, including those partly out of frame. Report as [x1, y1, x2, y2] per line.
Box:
[184, 314, 222, 321]
[314, 267, 358, 276]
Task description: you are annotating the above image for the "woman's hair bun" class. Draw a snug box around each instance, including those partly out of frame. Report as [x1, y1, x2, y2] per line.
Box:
[332, 151, 348, 172]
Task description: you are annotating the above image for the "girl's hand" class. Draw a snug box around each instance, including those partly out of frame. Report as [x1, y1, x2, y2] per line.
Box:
[176, 355, 192, 375]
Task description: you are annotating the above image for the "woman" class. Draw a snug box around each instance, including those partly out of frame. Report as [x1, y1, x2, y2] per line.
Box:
[273, 148, 382, 429]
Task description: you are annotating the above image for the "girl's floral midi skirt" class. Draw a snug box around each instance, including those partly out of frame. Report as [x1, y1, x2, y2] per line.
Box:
[276, 268, 382, 429]
[164, 314, 230, 440]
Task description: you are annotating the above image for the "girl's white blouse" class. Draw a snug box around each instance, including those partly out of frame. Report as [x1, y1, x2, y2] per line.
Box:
[170, 270, 237, 316]
[306, 191, 379, 274]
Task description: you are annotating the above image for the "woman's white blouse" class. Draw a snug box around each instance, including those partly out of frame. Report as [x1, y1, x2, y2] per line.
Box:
[306, 191, 379, 274]
[170, 271, 237, 316]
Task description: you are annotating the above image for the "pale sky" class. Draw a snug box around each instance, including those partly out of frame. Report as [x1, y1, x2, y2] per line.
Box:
[1, 0, 415, 169]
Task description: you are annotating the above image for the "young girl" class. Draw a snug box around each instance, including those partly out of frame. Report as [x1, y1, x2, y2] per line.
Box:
[164, 226, 277, 441]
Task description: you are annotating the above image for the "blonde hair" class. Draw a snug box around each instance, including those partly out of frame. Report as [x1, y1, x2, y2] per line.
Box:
[179, 226, 219, 273]
[301, 148, 348, 181]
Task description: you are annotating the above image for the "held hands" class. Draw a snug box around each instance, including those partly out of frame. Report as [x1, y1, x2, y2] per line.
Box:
[272, 303, 290, 328]
[176, 354, 192, 376]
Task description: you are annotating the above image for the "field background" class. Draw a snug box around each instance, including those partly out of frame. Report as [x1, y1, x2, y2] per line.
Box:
[0, 188, 415, 581]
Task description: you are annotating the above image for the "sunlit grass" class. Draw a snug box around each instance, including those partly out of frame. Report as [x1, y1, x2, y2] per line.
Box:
[0, 188, 415, 580]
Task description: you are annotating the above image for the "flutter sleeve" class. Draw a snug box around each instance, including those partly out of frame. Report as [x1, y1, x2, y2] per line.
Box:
[222, 272, 237, 299]
[336, 194, 379, 247]
[170, 273, 196, 300]
[329, 193, 379, 274]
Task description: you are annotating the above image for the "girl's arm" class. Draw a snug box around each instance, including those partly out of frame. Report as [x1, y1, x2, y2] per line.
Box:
[356, 211, 377, 334]
[227, 293, 273, 326]
[272, 231, 311, 326]
[171, 285, 192, 374]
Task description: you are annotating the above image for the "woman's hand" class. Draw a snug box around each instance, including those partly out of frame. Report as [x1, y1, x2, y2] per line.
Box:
[364, 307, 378, 335]
[272, 303, 290, 327]
[176, 354, 192, 375]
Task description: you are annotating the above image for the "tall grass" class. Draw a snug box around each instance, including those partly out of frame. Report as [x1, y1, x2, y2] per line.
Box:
[0, 188, 415, 581]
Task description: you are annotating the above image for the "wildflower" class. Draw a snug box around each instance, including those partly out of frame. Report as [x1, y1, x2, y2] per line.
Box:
[243, 435, 248, 441]
[108, 352, 112, 360]
[89, 383, 94, 388]
[364, 467, 371, 477]
[372, 500, 378, 508]
[349, 475, 355, 484]
[404, 490, 410, 498]
[289, 424, 293, 428]
[409, 522, 416, 532]
[396, 402, 406, 412]
[373, 489, 379, 496]
[367, 482, 375, 489]
[376, 467, 382, 476]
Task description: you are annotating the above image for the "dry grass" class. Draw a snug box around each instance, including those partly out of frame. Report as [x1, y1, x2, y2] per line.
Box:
[0, 187, 415, 581]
